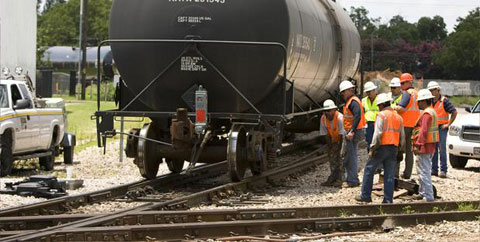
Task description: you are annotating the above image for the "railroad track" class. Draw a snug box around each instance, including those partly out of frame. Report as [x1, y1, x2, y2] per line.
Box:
[0, 137, 319, 218]
[0, 138, 322, 241]
[1, 201, 478, 240]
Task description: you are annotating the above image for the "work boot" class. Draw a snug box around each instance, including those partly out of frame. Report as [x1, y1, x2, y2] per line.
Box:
[331, 180, 343, 187]
[354, 195, 372, 203]
[342, 182, 360, 188]
[439, 172, 447, 178]
[412, 194, 423, 200]
[431, 172, 438, 177]
[321, 176, 334, 186]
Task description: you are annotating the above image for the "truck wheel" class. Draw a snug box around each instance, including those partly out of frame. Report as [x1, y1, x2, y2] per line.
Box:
[63, 146, 74, 164]
[40, 143, 56, 171]
[449, 154, 468, 169]
[0, 131, 14, 177]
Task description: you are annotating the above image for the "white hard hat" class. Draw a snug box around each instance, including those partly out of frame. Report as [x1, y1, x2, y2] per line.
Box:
[376, 93, 392, 105]
[427, 81, 441, 90]
[417, 89, 435, 101]
[389, 77, 401, 87]
[364, 81, 377, 92]
[339, 80, 355, 92]
[322, 99, 337, 110]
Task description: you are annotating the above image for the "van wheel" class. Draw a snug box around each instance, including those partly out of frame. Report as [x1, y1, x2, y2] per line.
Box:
[63, 146, 74, 164]
[0, 131, 14, 177]
[449, 154, 468, 169]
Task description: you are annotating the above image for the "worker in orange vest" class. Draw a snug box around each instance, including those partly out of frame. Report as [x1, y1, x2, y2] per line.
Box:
[427, 81, 457, 178]
[319, 99, 345, 187]
[355, 93, 405, 203]
[339, 80, 366, 188]
[412, 89, 439, 202]
[394, 73, 420, 179]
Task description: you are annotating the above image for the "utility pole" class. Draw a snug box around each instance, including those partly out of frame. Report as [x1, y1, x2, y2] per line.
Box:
[78, 0, 88, 100]
[370, 31, 374, 71]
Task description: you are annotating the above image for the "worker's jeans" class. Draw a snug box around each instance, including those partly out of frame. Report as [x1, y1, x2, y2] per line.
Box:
[361, 145, 397, 203]
[327, 141, 344, 182]
[416, 153, 435, 202]
[344, 129, 364, 186]
[365, 121, 375, 152]
[432, 127, 448, 174]
[402, 127, 414, 179]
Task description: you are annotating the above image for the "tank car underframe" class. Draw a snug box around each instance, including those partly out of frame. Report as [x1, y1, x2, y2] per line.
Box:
[94, 39, 297, 181]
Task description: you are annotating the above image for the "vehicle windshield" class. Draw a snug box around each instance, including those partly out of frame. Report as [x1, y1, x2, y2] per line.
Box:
[473, 101, 480, 113]
[0, 85, 8, 108]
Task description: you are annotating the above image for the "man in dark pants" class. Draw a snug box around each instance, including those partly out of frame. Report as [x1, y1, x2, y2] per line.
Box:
[394, 73, 420, 179]
[339, 80, 366, 188]
[356, 93, 405, 203]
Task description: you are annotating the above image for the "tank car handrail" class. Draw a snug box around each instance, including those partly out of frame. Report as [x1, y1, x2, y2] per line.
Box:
[96, 39, 288, 113]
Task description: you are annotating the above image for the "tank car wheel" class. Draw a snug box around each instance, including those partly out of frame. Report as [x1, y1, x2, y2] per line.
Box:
[166, 159, 184, 173]
[228, 125, 248, 182]
[136, 123, 161, 179]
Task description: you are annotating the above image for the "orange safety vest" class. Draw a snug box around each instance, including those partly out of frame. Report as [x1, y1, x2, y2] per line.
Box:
[321, 111, 342, 143]
[399, 88, 421, 128]
[433, 96, 449, 125]
[378, 108, 403, 146]
[412, 107, 439, 145]
[343, 96, 366, 131]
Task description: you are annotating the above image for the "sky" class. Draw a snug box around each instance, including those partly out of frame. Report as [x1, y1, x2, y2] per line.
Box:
[337, 0, 479, 33]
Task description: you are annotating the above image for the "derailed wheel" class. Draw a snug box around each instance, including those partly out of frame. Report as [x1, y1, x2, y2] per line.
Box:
[136, 123, 161, 179]
[228, 125, 248, 181]
[166, 159, 184, 173]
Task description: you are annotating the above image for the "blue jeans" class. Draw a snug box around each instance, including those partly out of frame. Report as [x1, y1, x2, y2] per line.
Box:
[361, 145, 397, 203]
[344, 129, 364, 186]
[365, 122, 375, 152]
[432, 127, 448, 174]
[416, 153, 434, 201]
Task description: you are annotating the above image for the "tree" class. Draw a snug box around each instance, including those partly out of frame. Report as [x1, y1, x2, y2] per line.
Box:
[42, 0, 66, 14]
[349, 7, 380, 39]
[37, 0, 112, 47]
[416, 16, 447, 42]
[377, 15, 419, 44]
[434, 8, 480, 79]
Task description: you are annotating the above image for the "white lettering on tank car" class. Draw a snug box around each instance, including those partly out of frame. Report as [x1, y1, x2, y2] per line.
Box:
[181, 56, 207, 72]
[177, 16, 212, 23]
[169, 0, 226, 3]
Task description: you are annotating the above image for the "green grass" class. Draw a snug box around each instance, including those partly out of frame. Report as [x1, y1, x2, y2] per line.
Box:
[402, 205, 415, 214]
[457, 203, 476, 212]
[64, 99, 146, 152]
[338, 209, 351, 218]
[449, 96, 479, 107]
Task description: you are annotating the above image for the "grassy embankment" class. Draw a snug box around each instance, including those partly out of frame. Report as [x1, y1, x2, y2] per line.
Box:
[449, 96, 479, 107]
[62, 98, 146, 153]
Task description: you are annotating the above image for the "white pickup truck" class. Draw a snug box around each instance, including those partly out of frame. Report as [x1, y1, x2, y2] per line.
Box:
[0, 73, 76, 177]
[447, 100, 480, 168]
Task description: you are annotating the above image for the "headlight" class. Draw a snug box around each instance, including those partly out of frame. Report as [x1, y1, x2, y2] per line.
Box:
[15, 67, 23, 75]
[449, 125, 461, 136]
[1, 67, 9, 76]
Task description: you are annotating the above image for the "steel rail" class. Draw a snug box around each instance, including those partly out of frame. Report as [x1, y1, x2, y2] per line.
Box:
[0, 162, 227, 217]
[1, 201, 477, 232]
[6, 210, 479, 241]
[1, 142, 325, 241]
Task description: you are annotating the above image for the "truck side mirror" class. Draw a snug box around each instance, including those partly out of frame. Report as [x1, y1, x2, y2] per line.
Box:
[13, 99, 30, 110]
[465, 106, 472, 113]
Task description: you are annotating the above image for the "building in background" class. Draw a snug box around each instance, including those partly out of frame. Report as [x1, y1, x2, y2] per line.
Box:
[0, 0, 37, 86]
